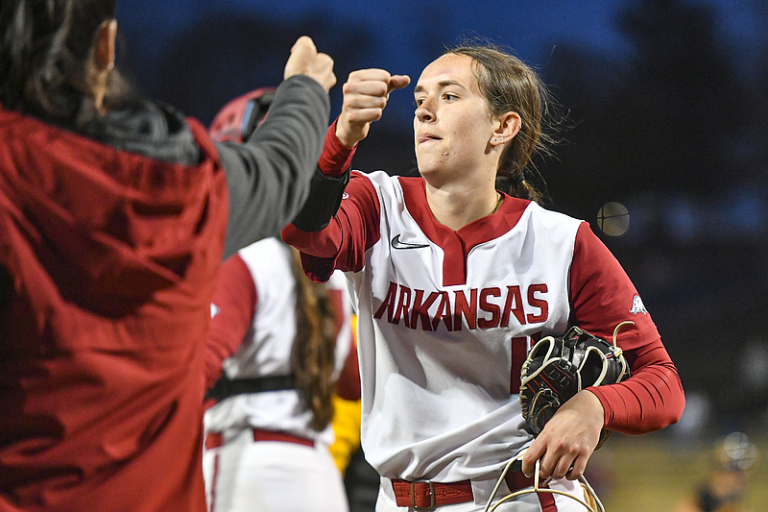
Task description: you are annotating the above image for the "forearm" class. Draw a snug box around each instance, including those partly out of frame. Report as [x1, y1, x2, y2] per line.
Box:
[290, 121, 355, 232]
[218, 75, 330, 259]
[282, 123, 375, 282]
[280, 122, 352, 257]
[588, 339, 685, 434]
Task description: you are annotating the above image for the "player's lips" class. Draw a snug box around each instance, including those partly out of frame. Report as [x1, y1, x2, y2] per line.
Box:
[417, 134, 441, 144]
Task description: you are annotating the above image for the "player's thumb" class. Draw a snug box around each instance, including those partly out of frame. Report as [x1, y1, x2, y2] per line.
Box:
[284, 36, 318, 80]
[291, 36, 318, 58]
[387, 75, 411, 94]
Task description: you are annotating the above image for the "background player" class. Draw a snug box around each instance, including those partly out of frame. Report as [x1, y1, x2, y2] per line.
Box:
[674, 432, 759, 512]
[0, 0, 335, 510]
[202, 238, 359, 512]
[282, 42, 685, 511]
[203, 94, 359, 512]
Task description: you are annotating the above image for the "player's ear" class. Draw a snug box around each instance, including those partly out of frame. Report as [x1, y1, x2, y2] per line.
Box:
[490, 111, 521, 147]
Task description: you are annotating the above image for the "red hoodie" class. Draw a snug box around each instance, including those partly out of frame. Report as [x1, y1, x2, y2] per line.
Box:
[0, 106, 228, 511]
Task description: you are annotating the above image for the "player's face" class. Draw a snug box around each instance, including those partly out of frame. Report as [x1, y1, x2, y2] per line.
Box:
[413, 53, 497, 180]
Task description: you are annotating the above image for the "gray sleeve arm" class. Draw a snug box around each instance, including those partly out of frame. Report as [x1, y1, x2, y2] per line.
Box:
[216, 75, 330, 259]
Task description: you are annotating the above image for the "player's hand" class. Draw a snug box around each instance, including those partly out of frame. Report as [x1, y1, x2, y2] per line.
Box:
[336, 69, 411, 148]
[283, 36, 336, 92]
[521, 390, 604, 481]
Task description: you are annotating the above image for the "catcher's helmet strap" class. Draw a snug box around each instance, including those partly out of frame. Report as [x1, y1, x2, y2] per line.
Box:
[483, 448, 606, 512]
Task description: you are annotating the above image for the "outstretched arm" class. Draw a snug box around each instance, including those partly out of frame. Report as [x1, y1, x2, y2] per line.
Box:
[335, 69, 410, 150]
[217, 37, 336, 258]
[282, 69, 409, 280]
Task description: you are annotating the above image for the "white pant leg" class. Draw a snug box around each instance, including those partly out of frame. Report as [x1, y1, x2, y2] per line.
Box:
[549, 478, 592, 512]
[203, 430, 349, 512]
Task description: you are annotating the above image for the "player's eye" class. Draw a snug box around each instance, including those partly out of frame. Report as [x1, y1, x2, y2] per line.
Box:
[443, 93, 458, 101]
[414, 97, 426, 107]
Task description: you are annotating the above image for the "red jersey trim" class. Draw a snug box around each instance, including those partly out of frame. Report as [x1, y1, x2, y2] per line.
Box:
[398, 177, 530, 286]
[283, 171, 381, 282]
[335, 337, 361, 401]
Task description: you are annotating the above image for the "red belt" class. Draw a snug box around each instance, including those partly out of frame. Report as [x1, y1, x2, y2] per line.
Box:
[205, 429, 314, 450]
[391, 472, 539, 510]
[392, 479, 473, 510]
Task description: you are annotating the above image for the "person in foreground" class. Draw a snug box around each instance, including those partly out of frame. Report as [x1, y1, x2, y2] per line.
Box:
[0, 0, 335, 510]
[282, 42, 685, 511]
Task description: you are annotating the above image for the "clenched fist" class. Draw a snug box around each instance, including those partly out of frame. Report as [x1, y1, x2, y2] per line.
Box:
[336, 69, 411, 148]
[283, 36, 336, 92]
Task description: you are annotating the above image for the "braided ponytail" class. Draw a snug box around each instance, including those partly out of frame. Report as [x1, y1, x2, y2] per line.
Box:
[288, 247, 337, 431]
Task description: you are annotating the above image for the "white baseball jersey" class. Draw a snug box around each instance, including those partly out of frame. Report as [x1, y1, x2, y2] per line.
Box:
[282, 132, 683, 510]
[330, 171, 578, 482]
[204, 238, 353, 446]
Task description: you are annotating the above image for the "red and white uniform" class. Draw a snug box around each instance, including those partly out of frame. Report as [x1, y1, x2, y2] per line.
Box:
[281, 129, 685, 511]
[202, 238, 355, 512]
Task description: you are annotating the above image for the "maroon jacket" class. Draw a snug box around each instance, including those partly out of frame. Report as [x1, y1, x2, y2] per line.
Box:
[0, 106, 227, 511]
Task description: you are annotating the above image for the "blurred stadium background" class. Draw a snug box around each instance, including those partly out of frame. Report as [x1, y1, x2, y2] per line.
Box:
[115, 0, 768, 509]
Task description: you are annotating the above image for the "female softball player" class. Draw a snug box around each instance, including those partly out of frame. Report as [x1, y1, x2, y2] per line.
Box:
[202, 238, 358, 512]
[282, 42, 685, 511]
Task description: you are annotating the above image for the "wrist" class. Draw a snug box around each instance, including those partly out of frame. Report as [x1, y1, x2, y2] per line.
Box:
[335, 122, 359, 149]
[583, 388, 607, 428]
[319, 119, 356, 177]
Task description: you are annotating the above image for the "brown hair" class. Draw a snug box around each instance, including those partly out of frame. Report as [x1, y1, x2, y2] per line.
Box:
[288, 248, 337, 431]
[445, 42, 556, 204]
[0, 0, 131, 123]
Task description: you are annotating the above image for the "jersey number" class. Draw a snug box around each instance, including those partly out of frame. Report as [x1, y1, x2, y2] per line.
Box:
[510, 333, 541, 394]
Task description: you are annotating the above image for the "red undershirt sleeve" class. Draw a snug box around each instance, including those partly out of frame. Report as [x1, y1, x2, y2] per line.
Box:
[588, 338, 684, 434]
[318, 119, 356, 178]
[204, 254, 258, 390]
[569, 223, 685, 433]
[281, 124, 381, 282]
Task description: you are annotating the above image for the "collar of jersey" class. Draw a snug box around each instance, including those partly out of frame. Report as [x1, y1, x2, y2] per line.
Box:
[398, 177, 530, 286]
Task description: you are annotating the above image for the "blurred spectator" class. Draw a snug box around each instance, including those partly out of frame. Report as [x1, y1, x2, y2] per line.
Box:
[674, 432, 759, 512]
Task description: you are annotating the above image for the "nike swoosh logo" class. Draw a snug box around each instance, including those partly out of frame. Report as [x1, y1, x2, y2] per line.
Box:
[391, 235, 430, 250]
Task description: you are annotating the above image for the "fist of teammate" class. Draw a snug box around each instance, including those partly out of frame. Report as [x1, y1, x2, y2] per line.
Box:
[283, 36, 336, 93]
[336, 69, 411, 148]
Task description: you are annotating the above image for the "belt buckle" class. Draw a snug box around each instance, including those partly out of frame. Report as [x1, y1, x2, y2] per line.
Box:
[410, 480, 436, 511]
